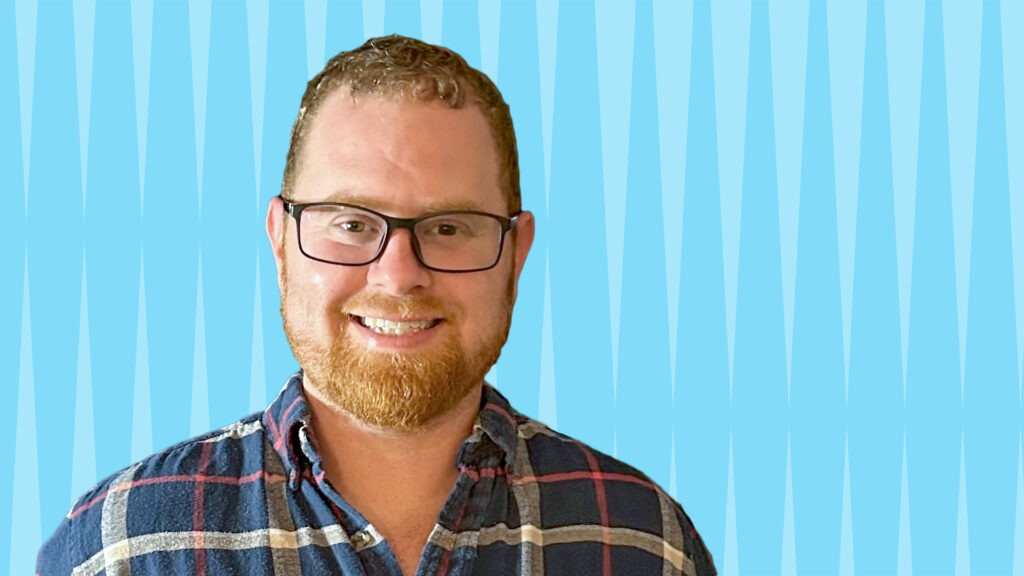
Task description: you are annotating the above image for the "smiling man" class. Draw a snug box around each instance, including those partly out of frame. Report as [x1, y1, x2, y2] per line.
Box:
[38, 35, 715, 576]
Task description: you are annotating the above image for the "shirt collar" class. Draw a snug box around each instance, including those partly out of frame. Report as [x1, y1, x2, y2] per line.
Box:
[263, 372, 522, 475]
[262, 372, 313, 477]
[468, 384, 521, 468]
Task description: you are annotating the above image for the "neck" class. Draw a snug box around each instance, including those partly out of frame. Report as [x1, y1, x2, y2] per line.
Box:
[303, 377, 482, 509]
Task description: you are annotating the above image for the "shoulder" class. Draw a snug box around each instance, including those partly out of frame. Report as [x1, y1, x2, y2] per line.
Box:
[511, 416, 717, 576]
[514, 416, 646, 479]
[37, 413, 269, 576]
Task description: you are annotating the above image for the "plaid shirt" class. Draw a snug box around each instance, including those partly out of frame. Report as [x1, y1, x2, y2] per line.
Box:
[38, 373, 716, 575]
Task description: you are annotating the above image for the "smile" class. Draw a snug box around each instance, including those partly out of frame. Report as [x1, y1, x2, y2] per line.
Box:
[354, 315, 442, 336]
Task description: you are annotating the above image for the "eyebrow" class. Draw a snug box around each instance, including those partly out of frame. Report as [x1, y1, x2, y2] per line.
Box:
[325, 191, 484, 213]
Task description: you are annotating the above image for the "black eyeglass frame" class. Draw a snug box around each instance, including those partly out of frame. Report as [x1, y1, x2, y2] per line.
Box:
[279, 196, 521, 273]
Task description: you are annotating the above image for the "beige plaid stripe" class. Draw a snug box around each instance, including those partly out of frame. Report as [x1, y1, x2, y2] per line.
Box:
[71, 525, 353, 576]
[517, 419, 561, 441]
[202, 419, 263, 444]
[263, 436, 303, 575]
[512, 433, 546, 574]
[98, 463, 144, 576]
[430, 523, 691, 573]
[657, 486, 697, 576]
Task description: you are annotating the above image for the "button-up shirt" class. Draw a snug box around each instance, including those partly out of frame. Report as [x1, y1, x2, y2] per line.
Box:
[38, 373, 716, 575]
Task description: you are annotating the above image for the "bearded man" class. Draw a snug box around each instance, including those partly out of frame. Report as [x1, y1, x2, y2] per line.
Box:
[38, 35, 715, 576]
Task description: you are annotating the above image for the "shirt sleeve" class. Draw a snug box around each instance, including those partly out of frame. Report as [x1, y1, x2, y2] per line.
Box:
[37, 516, 75, 576]
[675, 505, 718, 576]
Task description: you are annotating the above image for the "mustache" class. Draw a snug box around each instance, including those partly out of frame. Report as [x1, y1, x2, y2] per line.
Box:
[341, 292, 457, 319]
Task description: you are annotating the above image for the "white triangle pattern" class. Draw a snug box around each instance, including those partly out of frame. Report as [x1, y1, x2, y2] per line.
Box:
[71, 257, 97, 500]
[362, 0, 385, 39]
[131, 251, 153, 462]
[538, 256, 557, 428]
[14, 0, 37, 201]
[189, 0, 212, 208]
[595, 0, 635, 388]
[10, 255, 41, 576]
[304, 0, 327, 79]
[249, 250, 267, 414]
[191, 251, 210, 436]
[72, 0, 95, 199]
[247, 0, 269, 192]
[131, 0, 154, 204]
[537, 0, 557, 210]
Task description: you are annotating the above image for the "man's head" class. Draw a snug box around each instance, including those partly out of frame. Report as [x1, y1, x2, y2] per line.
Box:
[282, 34, 521, 213]
[267, 35, 534, 432]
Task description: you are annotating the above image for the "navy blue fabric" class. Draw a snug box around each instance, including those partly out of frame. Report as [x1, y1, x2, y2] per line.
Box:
[38, 373, 716, 575]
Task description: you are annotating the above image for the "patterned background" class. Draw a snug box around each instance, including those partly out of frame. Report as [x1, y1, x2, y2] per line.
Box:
[3, 0, 1023, 574]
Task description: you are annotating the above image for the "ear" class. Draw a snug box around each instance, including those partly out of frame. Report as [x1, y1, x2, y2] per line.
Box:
[511, 210, 535, 286]
[266, 196, 287, 290]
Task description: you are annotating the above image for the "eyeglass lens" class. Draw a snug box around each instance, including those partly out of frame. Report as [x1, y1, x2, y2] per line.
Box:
[298, 205, 505, 271]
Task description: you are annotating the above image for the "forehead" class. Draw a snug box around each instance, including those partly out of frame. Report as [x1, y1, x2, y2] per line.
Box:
[295, 92, 503, 213]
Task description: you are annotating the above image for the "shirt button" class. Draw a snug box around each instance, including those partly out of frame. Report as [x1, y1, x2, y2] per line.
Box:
[351, 531, 370, 547]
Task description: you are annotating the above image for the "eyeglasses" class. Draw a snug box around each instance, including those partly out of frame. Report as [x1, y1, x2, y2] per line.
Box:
[280, 197, 519, 273]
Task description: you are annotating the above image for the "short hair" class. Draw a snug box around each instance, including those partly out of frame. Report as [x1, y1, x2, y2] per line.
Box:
[282, 34, 520, 213]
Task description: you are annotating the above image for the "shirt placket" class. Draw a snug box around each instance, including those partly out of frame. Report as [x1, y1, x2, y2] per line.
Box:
[293, 423, 403, 575]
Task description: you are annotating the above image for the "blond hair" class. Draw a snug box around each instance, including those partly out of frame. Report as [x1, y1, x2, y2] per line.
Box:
[282, 34, 520, 213]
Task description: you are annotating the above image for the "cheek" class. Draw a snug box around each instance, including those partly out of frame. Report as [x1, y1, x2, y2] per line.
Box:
[284, 265, 359, 332]
[310, 272, 326, 288]
[452, 273, 514, 334]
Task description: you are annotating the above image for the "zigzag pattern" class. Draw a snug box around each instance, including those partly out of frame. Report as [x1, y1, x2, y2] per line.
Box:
[3, 1, 1022, 574]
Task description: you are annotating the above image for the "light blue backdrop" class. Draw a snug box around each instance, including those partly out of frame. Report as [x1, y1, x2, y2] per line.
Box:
[3, 0, 1023, 574]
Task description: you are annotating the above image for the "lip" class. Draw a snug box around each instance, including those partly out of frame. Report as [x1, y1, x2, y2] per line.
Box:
[346, 313, 445, 350]
[350, 313, 440, 323]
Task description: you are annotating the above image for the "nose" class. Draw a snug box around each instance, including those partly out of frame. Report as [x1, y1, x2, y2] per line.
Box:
[365, 228, 432, 295]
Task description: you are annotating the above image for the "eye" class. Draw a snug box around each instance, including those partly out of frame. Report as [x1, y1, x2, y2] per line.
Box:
[330, 215, 381, 235]
[419, 215, 488, 241]
[435, 223, 460, 236]
[340, 220, 366, 233]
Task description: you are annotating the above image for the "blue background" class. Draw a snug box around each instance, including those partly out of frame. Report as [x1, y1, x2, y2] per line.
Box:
[3, 0, 1023, 574]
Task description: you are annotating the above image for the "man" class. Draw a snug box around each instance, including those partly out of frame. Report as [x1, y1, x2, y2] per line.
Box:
[38, 35, 715, 575]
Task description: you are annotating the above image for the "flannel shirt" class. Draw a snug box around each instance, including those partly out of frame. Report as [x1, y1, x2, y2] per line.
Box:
[38, 373, 716, 575]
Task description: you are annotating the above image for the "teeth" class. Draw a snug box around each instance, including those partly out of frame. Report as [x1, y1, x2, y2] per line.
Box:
[358, 316, 436, 336]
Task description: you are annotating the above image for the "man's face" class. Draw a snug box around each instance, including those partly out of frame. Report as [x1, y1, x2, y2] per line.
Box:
[267, 93, 533, 430]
